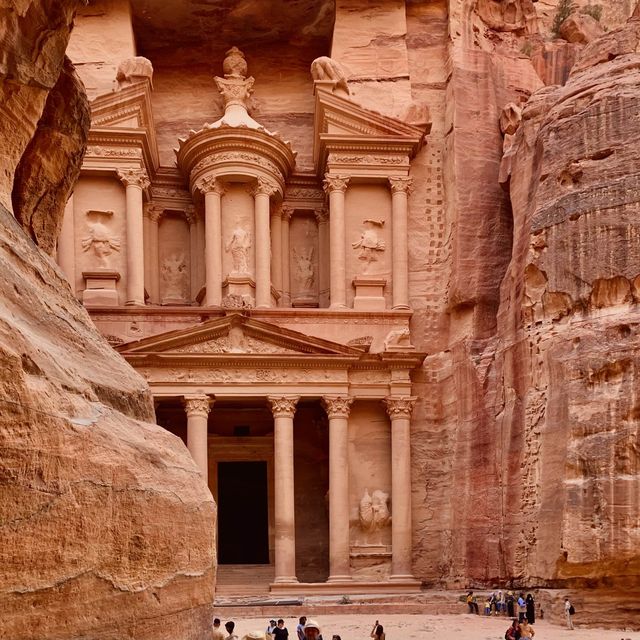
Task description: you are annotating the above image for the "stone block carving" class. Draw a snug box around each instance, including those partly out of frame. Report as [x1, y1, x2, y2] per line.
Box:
[161, 252, 187, 303]
[225, 226, 252, 275]
[293, 246, 315, 291]
[359, 488, 391, 541]
[383, 328, 413, 351]
[311, 56, 351, 96]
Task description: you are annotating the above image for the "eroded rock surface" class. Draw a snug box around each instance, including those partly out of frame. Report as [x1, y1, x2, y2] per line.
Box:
[0, 2, 216, 638]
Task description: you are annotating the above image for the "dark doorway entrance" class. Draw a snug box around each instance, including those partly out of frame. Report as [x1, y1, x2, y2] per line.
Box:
[217, 461, 269, 564]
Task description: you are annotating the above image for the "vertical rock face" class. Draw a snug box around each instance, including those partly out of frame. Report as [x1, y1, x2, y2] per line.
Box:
[12, 56, 91, 254]
[0, 2, 216, 638]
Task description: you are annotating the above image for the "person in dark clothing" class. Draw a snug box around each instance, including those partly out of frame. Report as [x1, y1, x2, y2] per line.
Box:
[525, 594, 535, 624]
[273, 619, 289, 640]
[506, 592, 515, 618]
[505, 619, 520, 640]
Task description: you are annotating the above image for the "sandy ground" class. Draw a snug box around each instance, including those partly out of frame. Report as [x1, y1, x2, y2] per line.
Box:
[228, 614, 640, 640]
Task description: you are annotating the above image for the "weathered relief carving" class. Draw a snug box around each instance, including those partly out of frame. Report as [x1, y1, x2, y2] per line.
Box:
[81, 219, 121, 268]
[347, 336, 374, 350]
[161, 253, 187, 301]
[225, 226, 252, 274]
[116, 56, 153, 88]
[359, 488, 391, 540]
[311, 56, 351, 96]
[352, 219, 385, 265]
[222, 293, 254, 309]
[293, 246, 315, 291]
[173, 335, 298, 355]
[383, 328, 412, 351]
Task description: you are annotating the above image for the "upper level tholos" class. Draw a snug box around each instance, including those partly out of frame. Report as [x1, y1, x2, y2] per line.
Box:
[60, 5, 430, 317]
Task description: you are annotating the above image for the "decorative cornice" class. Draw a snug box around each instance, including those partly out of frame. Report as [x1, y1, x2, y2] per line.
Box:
[250, 177, 278, 197]
[323, 174, 350, 194]
[383, 396, 417, 419]
[183, 394, 213, 417]
[195, 175, 226, 196]
[117, 168, 150, 189]
[268, 395, 300, 418]
[389, 176, 414, 194]
[322, 396, 354, 419]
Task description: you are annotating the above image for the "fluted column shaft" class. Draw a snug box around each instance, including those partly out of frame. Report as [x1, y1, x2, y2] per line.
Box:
[252, 178, 277, 308]
[271, 204, 283, 304]
[323, 175, 349, 309]
[323, 396, 354, 581]
[187, 207, 198, 302]
[197, 177, 225, 307]
[384, 396, 417, 579]
[389, 177, 413, 310]
[269, 395, 300, 583]
[315, 207, 330, 308]
[184, 394, 213, 481]
[118, 168, 149, 306]
[281, 207, 292, 307]
[57, 193, 75, 289]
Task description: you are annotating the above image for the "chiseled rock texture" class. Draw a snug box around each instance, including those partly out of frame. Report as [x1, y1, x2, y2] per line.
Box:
[0, 2, 216, 638]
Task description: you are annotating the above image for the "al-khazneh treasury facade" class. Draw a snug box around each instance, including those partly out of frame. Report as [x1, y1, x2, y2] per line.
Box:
[61, 2, 432, 593]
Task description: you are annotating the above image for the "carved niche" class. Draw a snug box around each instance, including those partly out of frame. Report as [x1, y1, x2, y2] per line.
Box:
[290, 214, 319, 307]
[352, 219, 386, 268]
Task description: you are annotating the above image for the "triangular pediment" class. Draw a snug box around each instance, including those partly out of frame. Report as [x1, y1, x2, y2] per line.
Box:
[91, 81, 154, 130]
[116, 314, 366, 358]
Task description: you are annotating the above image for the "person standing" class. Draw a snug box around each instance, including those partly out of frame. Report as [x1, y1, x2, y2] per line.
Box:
[517, 593, 527, 623]
[519, 619, 535, 640]
[296, 617, 307, 640]
[565, 597, 575, 630]
[273, 619, 289, 640]
[370, 621, 385, 640]
[303, 620, 322, 640]
[525, 593, 536, 624]
[504, 619, 519, 640]
[267, 621, 277, 638]
[212, 618, 225, 640]
[225, 621, 239, 640]
[506, 591, 515, 618]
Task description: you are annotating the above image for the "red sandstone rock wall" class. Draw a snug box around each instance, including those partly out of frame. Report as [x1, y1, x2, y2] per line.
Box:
[0, 3, 216, 638]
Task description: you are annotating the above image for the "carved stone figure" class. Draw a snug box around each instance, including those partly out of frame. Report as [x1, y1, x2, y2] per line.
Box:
[352, 219, 385, 264]
[293, 246, 315, 291]
[226, 324, 248, 353]
[359, 488, 391, 538]
[81, 221, 120, 268]
[222, 46, 248, 79]
[161, 253, 187, 300]
[310, 56, 351, 96]
[115, 56, 153, 88]
[383, 327, 412, 351]
[225, 226, 252, 274]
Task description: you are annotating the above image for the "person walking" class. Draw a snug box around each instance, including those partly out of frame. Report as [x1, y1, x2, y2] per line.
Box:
[296, 617, 307, 640]
[525, 593, 536, 624]
[370, 621, 385, 640]
[565, 597, 575, 630]
[272, 619, 289, 640]
[212, 618, 225, 640]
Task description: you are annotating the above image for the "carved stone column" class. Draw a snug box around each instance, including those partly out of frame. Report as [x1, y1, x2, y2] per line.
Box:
[252, 177, 278, 308]
[146, 204, 162, 304]
[269, 395, 300, 583]
[186, 205, 198, 302]
[270, 202, 283, 304]
[118, 168, 149, 306]
[195, 212, 205, 297]
[314, 207, 330, 308]
[57, 193, 75, 289]
[184, 394, 213, 481]
[322, 395, 354, 582]
[323, 174, 350, 309]
[196, 176, 225, 307]
[384, 396, 417, 579]
[281, 206, 293, 308]
[389, 177, 413, 310]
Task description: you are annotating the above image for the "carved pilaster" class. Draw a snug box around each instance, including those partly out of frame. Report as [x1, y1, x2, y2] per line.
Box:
[388, 176, 414, 194]
[117, 168, 150, 189]
[323, 174, 350, 194]
[268, 395, 300, 418]
[251, 177, 278, 197]
[145, 204, 163, 223]
[184, 394, 213, 418]
[322, 396, 354, 419]
[314, 207, 329, 224]
[383, 396, 417, 420]
[195, 175, 226, 196]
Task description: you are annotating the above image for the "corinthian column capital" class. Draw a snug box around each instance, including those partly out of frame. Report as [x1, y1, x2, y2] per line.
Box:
[184, 394, 213, 417]
[323, 174, 350, 194]
[117, 168, 150, 189]
[195, 175, 226, 196]
[383, 396, 417, 420]
[251, 177, 278, 197]
[145, 203, 163, 223]
[322, 396, 354, 419]
[281, 205, 294, 221]
[314, 207, 329, 224]
[268, 395, 300, 418]
[388, 176, 414, 194]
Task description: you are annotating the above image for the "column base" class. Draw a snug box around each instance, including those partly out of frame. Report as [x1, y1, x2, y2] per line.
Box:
[271, 576, 299, 585]
[329, 302, 348, 310]
[125, 300, 146, 306]
[327, 574, 353, 583]
[391, 303, 411, 311]
[389, 573, 420, 584]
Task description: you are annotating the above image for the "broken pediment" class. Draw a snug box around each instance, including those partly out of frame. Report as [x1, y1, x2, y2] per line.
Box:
[117, 314, 366, 359]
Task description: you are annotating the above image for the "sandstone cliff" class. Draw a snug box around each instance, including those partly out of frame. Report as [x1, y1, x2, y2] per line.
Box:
[0, 3, 216, 638]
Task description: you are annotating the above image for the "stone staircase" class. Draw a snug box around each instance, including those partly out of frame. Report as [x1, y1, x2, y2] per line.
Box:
[216, 564, 275, 598]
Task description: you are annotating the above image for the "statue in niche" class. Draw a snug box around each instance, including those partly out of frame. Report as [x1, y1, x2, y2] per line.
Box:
[81, 221, 121, 268]
[359, 489, 391, 542]
[161, 253, 187, 300]
[293, 246, 315, 291]
[352, 219, 385, 264]
[225, 226, 252, 274]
